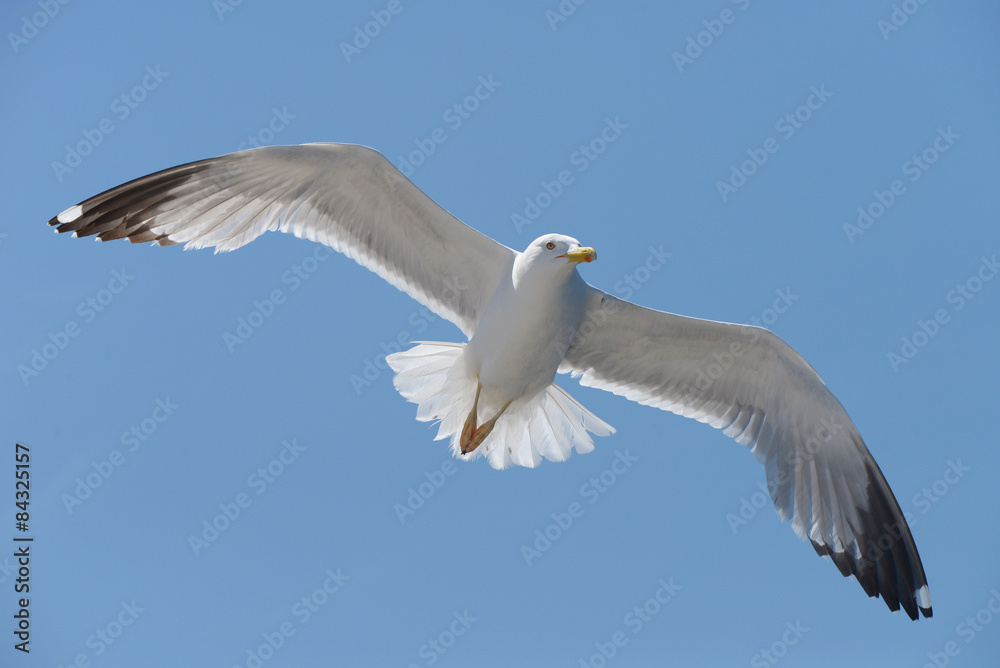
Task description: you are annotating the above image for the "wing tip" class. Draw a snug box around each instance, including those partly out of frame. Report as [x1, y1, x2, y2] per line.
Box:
[916, 584, 933, 618]
[54, 204, 83, 225]
[809, 539, 933, 620]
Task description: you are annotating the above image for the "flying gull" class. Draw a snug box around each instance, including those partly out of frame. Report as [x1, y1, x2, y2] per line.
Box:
[49, 143, 932, 620]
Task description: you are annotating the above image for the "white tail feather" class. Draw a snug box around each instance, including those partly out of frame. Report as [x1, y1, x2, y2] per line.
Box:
[386, 342, 614, 470]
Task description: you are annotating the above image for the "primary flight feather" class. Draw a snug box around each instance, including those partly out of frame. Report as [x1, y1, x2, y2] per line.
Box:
[49, 142, 932, 620]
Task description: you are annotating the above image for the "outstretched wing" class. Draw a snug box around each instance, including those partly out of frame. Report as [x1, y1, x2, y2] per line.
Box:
[562, 287, 932, 620]
[49, 143, 515, 337]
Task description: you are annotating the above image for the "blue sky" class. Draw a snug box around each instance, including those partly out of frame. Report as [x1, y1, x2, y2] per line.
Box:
[2, 1, 999, 666]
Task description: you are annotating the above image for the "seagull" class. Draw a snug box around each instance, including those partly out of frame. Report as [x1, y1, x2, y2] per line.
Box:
[49, 142, 932, 620]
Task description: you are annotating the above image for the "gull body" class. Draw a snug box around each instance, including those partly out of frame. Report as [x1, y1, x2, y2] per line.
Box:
[48, 142, 932, 620]
[454, 236, 595, 454]
[464, 236, 590, 416]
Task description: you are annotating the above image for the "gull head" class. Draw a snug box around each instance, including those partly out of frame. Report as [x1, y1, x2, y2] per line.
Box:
[522, 233, 596, 268]
[513, 234, 596, 289]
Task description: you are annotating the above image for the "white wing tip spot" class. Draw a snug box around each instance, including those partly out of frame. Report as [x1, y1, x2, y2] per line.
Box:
[57, 204, 83, 224]
[916, 584, 932, 609]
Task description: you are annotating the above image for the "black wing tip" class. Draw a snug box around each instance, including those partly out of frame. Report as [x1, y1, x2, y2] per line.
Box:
[49, 204, 83, 231]
[807, 454, 933, 622]
[46, 156, 217, 242]
[896, 596, 933, 621]
[48, 208, 177, 247]
[811, 537, 932, 620]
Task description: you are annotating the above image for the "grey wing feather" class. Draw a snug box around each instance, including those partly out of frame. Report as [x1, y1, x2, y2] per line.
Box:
[562, 287, 932, 619]
[50, 143, 515, 336]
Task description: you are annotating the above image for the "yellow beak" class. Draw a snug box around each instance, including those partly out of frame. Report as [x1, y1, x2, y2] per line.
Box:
[561, 246, 597, 264]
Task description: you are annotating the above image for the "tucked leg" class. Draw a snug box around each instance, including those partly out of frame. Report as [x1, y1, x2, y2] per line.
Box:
[463, 399, 512, 455]
[459, 381, 483, 453]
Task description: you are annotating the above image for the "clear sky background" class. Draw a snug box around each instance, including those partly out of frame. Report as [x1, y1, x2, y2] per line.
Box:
[2, 1, 999, 666]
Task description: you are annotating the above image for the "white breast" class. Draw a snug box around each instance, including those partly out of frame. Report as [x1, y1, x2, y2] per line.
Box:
[463, 263, 587, 411]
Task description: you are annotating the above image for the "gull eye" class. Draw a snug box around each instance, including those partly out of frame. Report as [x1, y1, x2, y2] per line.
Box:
[545, 242, 556, 250]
